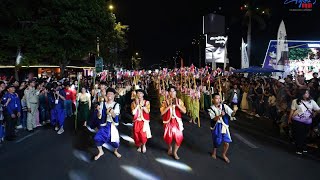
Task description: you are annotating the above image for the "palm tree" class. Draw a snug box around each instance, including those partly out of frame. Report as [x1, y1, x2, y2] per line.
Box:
[242, 2, 269, 65]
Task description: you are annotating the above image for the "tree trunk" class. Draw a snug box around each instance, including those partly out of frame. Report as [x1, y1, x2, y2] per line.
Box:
[247, 12, 252, 65]
[14, 66, 19, 81]
[60, 63, 67, 78]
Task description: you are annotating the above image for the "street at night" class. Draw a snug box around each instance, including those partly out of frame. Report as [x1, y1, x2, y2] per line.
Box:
[1, 0, 320, 180]
[1, 89, 319, 180]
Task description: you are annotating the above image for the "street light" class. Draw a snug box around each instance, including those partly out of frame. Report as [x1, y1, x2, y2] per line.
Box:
[135, 52, 139, 56]
[109, 5, 114, 11]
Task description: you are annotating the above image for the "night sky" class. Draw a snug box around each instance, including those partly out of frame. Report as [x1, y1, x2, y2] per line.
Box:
[115, 0, 320, 68]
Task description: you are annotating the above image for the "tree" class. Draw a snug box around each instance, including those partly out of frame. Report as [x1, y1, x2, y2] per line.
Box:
[0, 0, 39, 80]
[241, 2, 269, 65]
[289, 48, 311, 61]
[1, 0, 126, 77]
[100, 20, 128, 67]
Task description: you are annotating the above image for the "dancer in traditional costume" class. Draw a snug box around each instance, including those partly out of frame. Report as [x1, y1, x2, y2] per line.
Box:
[160, 86, 186, 160]
[94, 88, 121, 160]
[131, 88, 151, 153]
[200, 85, 206, 111]
[208, 93, 238, 163]
[77, 87, 91, 126]
[189, 86, 200, 124]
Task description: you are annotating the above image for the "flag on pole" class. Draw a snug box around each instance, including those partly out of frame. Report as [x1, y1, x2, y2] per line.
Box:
[241, 38, 249, 69]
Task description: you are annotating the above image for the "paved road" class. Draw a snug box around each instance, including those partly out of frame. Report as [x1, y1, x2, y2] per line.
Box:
[0, 91, 319, 180]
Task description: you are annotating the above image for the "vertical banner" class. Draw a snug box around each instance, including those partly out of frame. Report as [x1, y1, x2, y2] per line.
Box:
[224, 36, 228, 70]
[275, 20, 288, 78]
[241, 38, 249, 69]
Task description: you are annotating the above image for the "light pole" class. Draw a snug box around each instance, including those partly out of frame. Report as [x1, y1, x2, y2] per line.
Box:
[109, 5, 114, 11]
[97, 37, 100, 57]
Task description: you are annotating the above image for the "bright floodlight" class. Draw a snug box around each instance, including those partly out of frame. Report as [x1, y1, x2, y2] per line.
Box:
[121, 166, 160, 180]
[155, 158, 192, 172]
[109, 5, 114, 10]
[120, 134, 135, 144]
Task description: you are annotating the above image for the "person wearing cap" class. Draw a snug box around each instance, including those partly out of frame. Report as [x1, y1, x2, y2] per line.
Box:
[1, 85, 21, 140]
[94, 87, 121, 160]
[160, 86, 186, 160]
[131, 87, 151, 153]
[24, 79, 40, 132]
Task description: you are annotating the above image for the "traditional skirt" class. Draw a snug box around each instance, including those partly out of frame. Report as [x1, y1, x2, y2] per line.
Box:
[94, 122, 120, 148]
[185, 96, 191, 113]
[240, 92, 249, 110]
[163, 118, 183, 146]
[133, 120, 148, 147]
[78, 102, 90, 123]
[200, 93, 205, 111]
[191, 99, 200, 120]
[211, 121, 232, 148]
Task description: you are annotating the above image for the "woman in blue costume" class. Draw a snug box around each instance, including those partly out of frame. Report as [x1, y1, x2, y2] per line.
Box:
[208, 93, 238, 163]
[94, 88, 122, 160]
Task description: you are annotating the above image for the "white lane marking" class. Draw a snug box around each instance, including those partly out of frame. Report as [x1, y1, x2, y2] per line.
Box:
[233, 133, 258, 148]
[15, 131, 40, 143]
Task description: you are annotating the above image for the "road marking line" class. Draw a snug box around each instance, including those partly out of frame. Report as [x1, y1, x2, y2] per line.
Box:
[15, 131, 40, 143]
[233, 133, 258, 148]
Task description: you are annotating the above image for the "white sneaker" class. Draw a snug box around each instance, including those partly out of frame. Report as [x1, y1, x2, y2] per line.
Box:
[57, 128, 64, 135]
[55, 127, 59, 131]
[255, 114, 260, 117]
[46, 120, 51, 123]
[16, 125, 23, 129]
[37, 124, 42, 127]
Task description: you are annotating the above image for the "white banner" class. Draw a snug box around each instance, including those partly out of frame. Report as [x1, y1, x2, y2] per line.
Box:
[276, 20, 288, 78]
[241, 38, 249, 69]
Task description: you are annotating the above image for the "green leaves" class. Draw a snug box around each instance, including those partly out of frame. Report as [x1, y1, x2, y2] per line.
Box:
[289, 48, 312, 61]
[0, 0, 127, 73]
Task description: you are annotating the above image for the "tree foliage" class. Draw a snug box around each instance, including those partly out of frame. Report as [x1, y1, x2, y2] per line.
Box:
[0, 0, 128, 76]
[289, 48, 311, 61]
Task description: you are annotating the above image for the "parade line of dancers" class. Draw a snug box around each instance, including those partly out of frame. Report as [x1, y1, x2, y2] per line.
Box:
[90, 77, 238, 164]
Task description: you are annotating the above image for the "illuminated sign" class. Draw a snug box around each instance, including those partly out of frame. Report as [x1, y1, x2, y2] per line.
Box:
[284, 0, 317, 11]
[308, 43, 320, 48]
